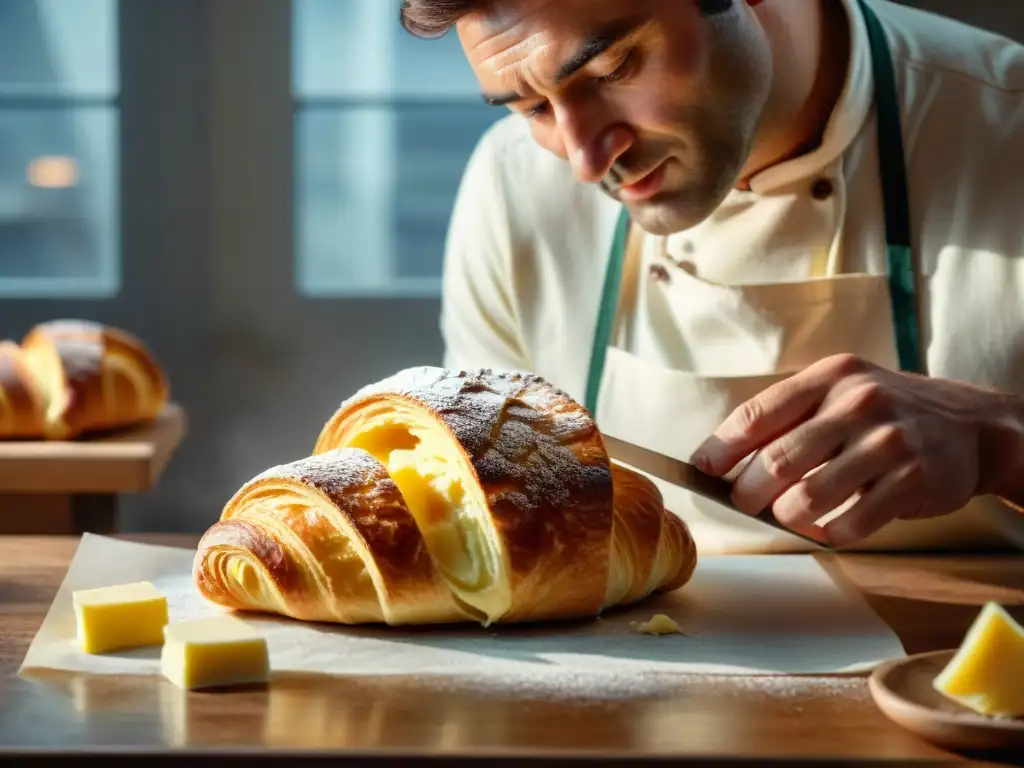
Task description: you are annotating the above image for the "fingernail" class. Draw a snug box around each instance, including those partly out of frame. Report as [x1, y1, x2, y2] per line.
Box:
[691, 448, 715, 475]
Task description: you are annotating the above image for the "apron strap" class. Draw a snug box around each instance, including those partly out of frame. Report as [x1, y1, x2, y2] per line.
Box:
[585, 0, 923, 415]
[585, 207, 631, 414]
[859, 0, 924, 375]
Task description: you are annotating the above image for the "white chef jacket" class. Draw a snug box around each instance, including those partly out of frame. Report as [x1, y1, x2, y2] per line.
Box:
[439, 0, 1024, 553]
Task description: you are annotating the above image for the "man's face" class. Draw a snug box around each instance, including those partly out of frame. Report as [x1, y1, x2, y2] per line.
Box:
[458, 0, 773, 235]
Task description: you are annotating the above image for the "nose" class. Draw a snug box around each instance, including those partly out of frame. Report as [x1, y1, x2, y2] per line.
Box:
[556, 103, 635, 184]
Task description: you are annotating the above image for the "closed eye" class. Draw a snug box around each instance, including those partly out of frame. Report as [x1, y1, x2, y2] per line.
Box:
[598, 50, 634, 83]
[525, 101, 549, 118]
[522, 50, 638, 119]
[597, 50, 637, 84]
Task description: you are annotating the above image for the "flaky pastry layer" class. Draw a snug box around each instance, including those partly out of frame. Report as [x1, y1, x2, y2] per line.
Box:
[194, 448, 469, 626]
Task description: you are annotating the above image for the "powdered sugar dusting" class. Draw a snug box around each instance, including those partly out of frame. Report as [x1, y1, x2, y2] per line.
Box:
[337, 366, 613, 515]
[249, 448, 397, 501]
[334, 367, 617, 611]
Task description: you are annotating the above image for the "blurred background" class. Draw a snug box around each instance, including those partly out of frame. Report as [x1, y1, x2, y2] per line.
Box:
[0, 0, 1020, 534]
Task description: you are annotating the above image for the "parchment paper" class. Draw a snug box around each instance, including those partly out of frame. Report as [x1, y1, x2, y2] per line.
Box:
[18, 534, 905, 680]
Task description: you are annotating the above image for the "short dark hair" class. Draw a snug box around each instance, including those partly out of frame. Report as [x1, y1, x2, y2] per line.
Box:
[399, 0, 735, 40]
[400, 0, 478, 39]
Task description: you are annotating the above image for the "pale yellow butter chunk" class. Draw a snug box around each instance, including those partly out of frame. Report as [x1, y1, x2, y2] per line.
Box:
[73, 581, 169, 655]
[161, 615, 270, 690]
[932, 601, 1024, 718]
[636, 613, 683, 636]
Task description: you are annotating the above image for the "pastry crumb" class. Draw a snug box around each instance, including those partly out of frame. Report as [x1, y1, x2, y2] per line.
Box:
[636, 614, 683, 635]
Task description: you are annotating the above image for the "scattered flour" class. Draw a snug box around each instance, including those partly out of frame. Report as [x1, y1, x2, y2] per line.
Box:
[388, 668, 868, 702]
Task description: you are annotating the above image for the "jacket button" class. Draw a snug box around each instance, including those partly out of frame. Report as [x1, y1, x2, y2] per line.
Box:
[669, 258, 698, 276]
[649, 264, 671, 283]
[811, 178, 834, 200]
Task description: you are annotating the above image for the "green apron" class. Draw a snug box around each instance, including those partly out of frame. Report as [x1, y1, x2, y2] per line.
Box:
[585, 0, 920, 415]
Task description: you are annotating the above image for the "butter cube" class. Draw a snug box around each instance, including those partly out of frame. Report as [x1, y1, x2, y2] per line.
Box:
[73, 581, 169, 654]
[161, 615, 270, 690]
[933, 602, 1024, 718]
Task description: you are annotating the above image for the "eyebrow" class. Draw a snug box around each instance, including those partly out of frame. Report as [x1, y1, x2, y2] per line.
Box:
[481, 20, 640, 107]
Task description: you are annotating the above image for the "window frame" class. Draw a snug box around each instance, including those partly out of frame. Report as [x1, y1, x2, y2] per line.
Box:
[0, 0, 121, 300]
[290, 1, 501, 300]
[0, 0, 214, 330]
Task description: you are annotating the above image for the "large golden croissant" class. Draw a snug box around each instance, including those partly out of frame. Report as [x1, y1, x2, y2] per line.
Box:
[194, 367, 697, 626]
[0, 319, 169, 440]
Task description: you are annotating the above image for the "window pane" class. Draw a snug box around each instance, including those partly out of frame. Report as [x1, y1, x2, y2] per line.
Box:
[293, 0, 480, 98]
[295, 105, 504, 297]
[0, 0, 117, 98]
[0, 107, 119, 297]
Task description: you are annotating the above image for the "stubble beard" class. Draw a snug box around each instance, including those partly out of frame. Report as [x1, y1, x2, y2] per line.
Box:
[601, 107, 759, 237]
[603, 11, 773, 236]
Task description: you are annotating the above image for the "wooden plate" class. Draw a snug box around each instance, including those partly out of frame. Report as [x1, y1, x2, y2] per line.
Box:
[869, 650, 1024, 753]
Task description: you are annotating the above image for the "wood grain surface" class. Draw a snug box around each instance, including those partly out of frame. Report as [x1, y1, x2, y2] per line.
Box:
[1, 534, 1023, 765]
[0, 404, 186, 495]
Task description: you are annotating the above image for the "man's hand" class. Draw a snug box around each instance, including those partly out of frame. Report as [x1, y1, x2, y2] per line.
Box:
[690, 354, 1024, 547]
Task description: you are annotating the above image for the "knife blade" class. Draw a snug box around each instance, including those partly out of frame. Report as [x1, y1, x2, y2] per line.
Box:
[600, 433, 830, 549]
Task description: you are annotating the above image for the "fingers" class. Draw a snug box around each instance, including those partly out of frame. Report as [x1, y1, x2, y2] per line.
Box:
[769, 423, 918, 531]
[730, 416, 850, 515]
[692, 380, 828, 477]
[728, 377, 890, 515]
[823, 461, 925, 547]
[693, 354, 871, 477]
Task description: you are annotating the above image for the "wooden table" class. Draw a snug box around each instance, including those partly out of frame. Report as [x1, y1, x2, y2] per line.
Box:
[0, 406, 186, 535]
[1, 535, 1023, 766]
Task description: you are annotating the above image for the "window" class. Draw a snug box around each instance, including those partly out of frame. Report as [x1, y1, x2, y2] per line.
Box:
[292, 0, 505, 298]
[0, 0, 120, 299]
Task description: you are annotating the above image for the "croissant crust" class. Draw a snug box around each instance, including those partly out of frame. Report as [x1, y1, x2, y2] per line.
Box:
[0, 319, 168, 440]
[195, 367, 698, 627]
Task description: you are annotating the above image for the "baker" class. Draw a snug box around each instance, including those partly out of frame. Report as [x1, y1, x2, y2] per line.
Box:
[403, 0, 1024, 553]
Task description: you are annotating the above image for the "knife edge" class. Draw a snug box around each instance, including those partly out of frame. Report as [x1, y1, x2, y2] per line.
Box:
[600, 434, 829, 549]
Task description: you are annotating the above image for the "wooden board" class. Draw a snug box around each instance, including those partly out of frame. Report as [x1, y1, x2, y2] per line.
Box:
[4, 542, 1024, 762]
[0, 404, 186, 494]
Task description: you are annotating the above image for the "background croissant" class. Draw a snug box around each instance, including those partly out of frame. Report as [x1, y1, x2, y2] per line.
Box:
[194, 367, 697, 627]
[0, 319, 168, 440]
